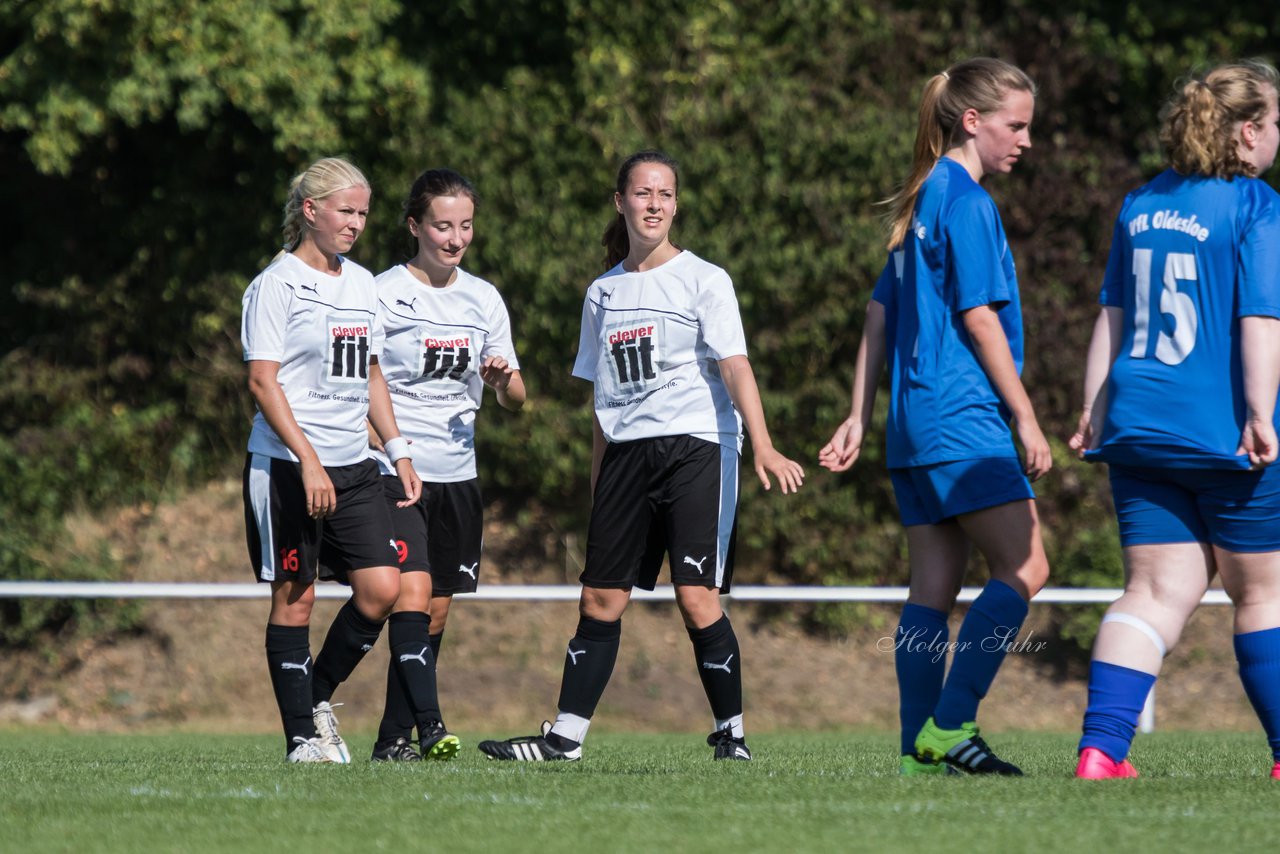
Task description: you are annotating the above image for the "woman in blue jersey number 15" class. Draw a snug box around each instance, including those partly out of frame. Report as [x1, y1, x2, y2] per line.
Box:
[479, 150, 805, 762]
[241, 157, 423, 763]
[1070, 60, 1280, 780]
[820, 58, 1050, 776]
[367, 168, 526, 762]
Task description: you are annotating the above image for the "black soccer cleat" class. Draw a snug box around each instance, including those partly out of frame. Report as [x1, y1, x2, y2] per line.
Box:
[707, 726, 752, 761]
[371, 736, 422, 762]
[478, 721, 582, 762]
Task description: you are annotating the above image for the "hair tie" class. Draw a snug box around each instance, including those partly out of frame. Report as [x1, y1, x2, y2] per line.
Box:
[940, 70, 950, 81]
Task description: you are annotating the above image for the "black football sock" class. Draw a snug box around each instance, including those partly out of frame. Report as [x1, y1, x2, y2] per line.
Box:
[312, 600, 385, 704]
[377, 634, 416, 745]
[386, 611, 442, 733]
[688, 614, 743, 725]
[428, 629, 444, 664]
[555, 615, 622, 724]
[265, 623, 315, 753]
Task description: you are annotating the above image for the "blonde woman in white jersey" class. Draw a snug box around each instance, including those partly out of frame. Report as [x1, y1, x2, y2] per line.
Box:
[480, 150, 804, 762]
[368, 168, 525, 761]
[241, 157, 423, 763]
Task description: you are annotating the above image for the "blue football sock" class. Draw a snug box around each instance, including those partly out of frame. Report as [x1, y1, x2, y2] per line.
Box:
[1079, 660, 1156, 762]
[933, 579, 1028, 729]
[895, 603, 949, 754]
[1234, 627, 1280, 762]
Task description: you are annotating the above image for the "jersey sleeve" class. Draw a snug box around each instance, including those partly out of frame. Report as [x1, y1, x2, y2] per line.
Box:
[482, 291, 521, 370]
[1237, 186, 1280, 319]
[870, 254, 899, 308]
[241, 272, 290, 362]
[947, 193, 1011, 312]
[696, 270, 748, 360]
[571, 293, 599, 381]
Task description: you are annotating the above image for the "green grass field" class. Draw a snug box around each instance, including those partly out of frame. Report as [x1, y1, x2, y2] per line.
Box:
[2, 730, 1275, 853]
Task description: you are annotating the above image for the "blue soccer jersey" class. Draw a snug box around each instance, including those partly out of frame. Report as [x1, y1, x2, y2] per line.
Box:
[1086, 171, 1280, 469]
[871, 157, 1024, 468]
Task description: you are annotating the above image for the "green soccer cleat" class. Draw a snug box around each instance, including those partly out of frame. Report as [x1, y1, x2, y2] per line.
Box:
[899, 753, 959, 776]
[914, 717, 1023, 776]
[420, 721, 461, 761]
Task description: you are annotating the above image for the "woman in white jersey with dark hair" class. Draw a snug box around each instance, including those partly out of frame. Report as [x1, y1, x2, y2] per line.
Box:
[241, 156, 423, 763]
[480, 150, 804, 762]
[368, 168, 525, 762]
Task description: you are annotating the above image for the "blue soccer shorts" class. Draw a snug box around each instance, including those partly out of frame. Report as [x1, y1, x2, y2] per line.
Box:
[890, 456, 1035, 527]
[1109, 463, 1280, 553]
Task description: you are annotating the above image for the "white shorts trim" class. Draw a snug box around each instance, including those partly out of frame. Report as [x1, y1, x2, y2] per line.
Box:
[715, 444, 738, 589]
[248, 453, 276, 581]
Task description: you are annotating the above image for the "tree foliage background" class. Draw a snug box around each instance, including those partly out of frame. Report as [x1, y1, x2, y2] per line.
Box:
[3, 0, 1279, 648]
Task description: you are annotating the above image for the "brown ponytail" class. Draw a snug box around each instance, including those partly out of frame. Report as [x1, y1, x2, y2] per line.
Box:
[602, 213, 630, 270]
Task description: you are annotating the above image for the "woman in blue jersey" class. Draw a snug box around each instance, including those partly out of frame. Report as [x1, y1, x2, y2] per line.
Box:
[368, 168, 525, 762]
[1069, 60, 1280, 780]
[241, 157, 422, 763]
[479, 150, 805, 762]
[820, 58, 1050, 776]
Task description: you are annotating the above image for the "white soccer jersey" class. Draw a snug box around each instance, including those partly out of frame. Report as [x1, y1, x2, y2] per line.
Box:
[572, 250, 746, 449]
[241, 253, 384, 466]
[371, 265, 521, 481]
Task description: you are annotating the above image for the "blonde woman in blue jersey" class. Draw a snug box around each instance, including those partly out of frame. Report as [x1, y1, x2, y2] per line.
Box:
[1070, 60, 1280, 780]
[480, 150, 805, 762]
[820, 58, 1050, 776]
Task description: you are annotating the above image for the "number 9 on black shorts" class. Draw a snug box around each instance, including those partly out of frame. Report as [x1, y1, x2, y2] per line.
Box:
[382, 475, 485, 595]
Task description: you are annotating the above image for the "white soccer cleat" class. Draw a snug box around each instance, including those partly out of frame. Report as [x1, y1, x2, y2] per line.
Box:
[312, 701, 352, 764]
[286, 736, 335, 763]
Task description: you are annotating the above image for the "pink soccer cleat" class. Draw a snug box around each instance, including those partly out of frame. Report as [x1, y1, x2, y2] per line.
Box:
[1075, 746, 1139, 779]
[1271, 761, 1280, 780]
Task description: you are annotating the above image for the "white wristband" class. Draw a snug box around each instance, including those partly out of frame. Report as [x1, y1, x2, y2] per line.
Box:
[382, 437, 411, 463]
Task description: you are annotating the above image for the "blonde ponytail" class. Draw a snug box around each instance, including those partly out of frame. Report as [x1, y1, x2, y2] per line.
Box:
[1162, 60, 1280, 178]
[883, 58, 1035, 249]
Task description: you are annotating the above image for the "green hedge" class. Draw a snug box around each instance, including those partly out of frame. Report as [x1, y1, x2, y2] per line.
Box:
[2, 0, 1278, 648]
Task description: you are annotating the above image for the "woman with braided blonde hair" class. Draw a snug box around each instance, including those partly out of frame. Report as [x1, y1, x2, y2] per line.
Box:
[1070, 60, 1280, 780]
[242, 156, 423, 763]
[820, 57, 1048, 776]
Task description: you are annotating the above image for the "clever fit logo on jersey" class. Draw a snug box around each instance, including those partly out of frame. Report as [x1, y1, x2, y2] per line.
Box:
[327, 318, 371, 384]
[607, 320, 661, 390]
[419, 331, 473, 381]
